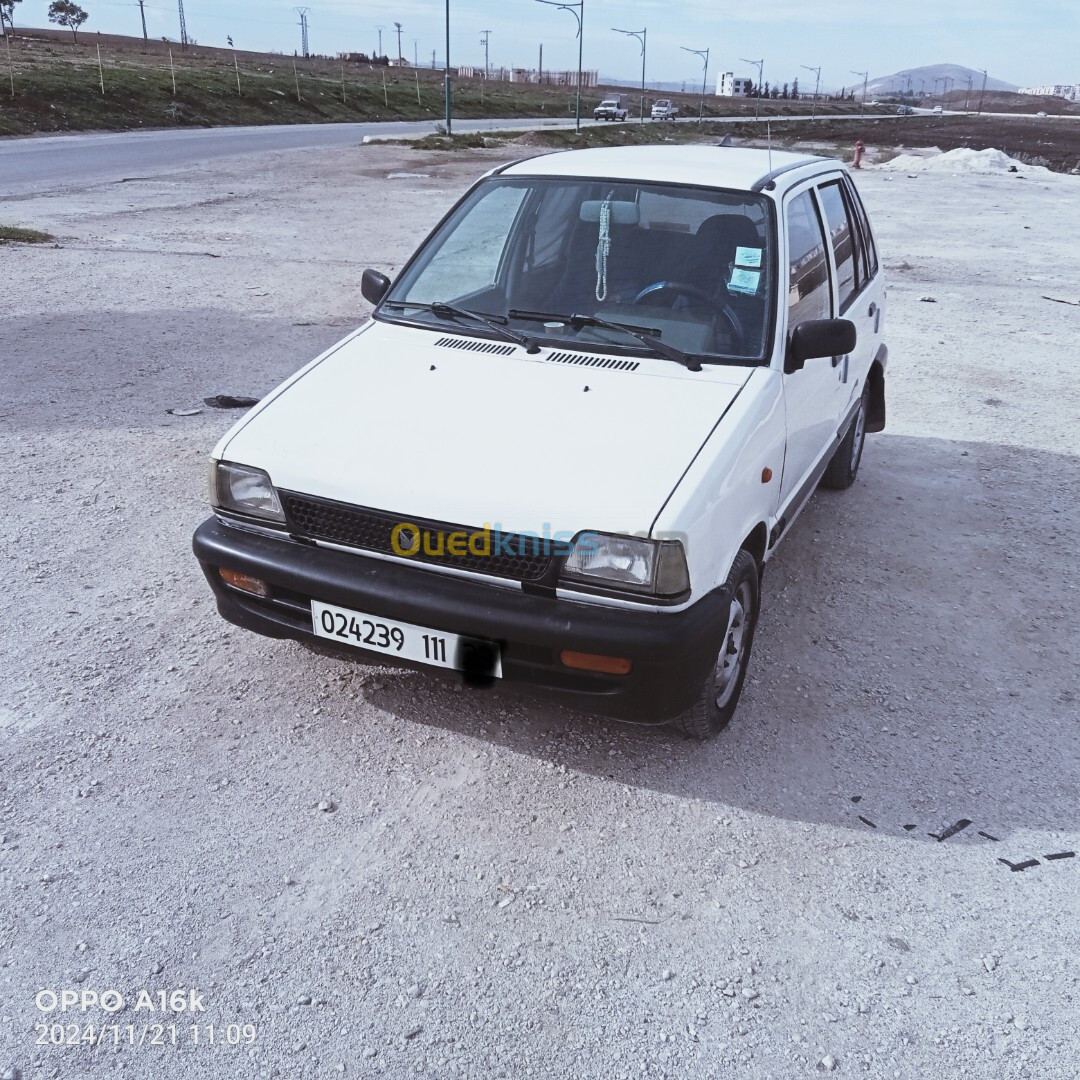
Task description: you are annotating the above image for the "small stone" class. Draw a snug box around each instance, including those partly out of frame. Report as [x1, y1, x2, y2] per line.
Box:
[1013, 1017, 1027, 1031]
[819, 1055, 837, 1071]
[363, 1048, 377, 1059]
[150, 961, 164, 975]
[407, 984, 422, 999]
[334, 1065, 345, 1074]
[661, 969, 673, 981]
[3, 1068, 19, 1080]
[982, 956, 998, 973]
[296, 994, 312, 1005]
[317, 800, 335, 813]
[742, 989, 759, 1000]
[905, 975, 917, 985]
[404, 1025, 422, 1040]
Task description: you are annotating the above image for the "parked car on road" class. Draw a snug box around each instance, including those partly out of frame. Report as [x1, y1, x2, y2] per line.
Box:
[651, 99, 679, 120]
[193, 146, 888, 738]
[896, 104, 914, 115]
[932, 105, 943, 114]
[593, 98, 629, 121]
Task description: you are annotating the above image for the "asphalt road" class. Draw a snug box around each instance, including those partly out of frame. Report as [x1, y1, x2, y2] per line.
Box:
[0, 113, 904, 196]
[0, 117, 580, 195]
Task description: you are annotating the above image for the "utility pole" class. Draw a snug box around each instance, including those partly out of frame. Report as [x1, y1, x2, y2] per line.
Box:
[375, 25, 384, 58]
[538, 43, 542, 83]
[177, 0, 188, 50]
[741, 57, 763, 119]
[977, 68, 987, 115]
[137, 0, 148, 41]
[964, 75, 973, 111]
[295, 8, 309, 58]
[680, 45, 709, 121]
[613, 27, 646, 123]
[801, 64, 821, 119]
[851, 68, 867, 105]
[480, 29, 491, 81]
[394, 22, 403, 64]
[414, 39, 418, 68]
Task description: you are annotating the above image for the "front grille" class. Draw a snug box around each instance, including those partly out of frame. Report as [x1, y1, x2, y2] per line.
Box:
[280, 492, 553, 582]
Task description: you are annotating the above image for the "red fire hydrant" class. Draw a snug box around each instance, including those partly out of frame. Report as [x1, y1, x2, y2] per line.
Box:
[852, 139, 865, 169]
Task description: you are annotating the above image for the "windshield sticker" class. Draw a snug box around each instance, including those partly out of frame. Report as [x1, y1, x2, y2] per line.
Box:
[734, 246, 763, 268]
[729, 268, 761, 295]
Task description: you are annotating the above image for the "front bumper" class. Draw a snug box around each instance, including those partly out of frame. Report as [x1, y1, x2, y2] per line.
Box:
[192, 517, 730, 723]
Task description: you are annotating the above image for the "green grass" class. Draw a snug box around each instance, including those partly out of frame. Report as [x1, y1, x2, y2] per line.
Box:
[0, 225, 54, 244]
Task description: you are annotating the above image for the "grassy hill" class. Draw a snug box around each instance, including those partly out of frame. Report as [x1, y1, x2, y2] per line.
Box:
[0, 27, 883, 136]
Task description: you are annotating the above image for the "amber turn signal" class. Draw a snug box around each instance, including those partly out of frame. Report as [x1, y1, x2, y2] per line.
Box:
[761, 467, 773, 483]
[560, 650, 633, 675]
[218, 567, 271, 598]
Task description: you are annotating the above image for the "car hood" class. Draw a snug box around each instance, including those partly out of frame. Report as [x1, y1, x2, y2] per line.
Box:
[219, 321, 754, 537]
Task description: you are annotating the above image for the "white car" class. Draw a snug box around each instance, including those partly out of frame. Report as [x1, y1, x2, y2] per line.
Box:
[194, 146, 888, 738]
[650, 99, 678, 120]
[593, 99, 629, 121]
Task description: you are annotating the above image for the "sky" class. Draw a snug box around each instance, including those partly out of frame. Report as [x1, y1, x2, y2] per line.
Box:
[8, 0, 1078, 90]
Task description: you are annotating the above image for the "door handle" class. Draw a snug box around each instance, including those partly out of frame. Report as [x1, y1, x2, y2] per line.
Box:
[868, 301, 877, 317]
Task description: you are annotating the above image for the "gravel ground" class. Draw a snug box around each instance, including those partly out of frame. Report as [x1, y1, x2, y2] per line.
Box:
[1, 141, 1078, 1080]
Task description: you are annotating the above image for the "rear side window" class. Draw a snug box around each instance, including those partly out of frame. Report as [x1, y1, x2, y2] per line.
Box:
[817, 181, 859, 312]
[843, 175, 879, 278]
[786, 190, 831, 325]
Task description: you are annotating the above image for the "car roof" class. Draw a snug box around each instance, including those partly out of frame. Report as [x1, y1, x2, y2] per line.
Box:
[498, 145, 836, 193]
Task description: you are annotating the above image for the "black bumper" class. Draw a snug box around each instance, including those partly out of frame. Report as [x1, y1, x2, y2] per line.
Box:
[192, 517, 730, 723]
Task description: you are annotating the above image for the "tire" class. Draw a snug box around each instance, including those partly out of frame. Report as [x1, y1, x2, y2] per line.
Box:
[670, 550, 760, 740]
[821, 385, 869, 490]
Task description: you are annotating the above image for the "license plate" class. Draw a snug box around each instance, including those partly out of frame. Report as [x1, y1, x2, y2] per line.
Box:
[310, 600, 502, 678]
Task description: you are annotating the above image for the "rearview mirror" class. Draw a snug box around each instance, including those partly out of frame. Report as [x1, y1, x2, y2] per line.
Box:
[785, 318, 857, 374]
[361, 268, 391, 306]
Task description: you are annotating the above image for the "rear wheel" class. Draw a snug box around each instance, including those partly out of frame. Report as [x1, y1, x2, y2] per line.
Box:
[821, 385, 869, 490]
[670, 550, 760, 740]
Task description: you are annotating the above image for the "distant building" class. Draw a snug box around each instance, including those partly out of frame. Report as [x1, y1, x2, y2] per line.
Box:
[1019, 83, 1078, 100]
[718, 72, 753, 97]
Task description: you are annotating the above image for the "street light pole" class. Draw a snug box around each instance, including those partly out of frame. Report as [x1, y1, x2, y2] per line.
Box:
[444, 0, 452, 132]
[740, 57, 763, 119]
[977, 68, 987, 115]
[801, 64, 821, 119]
[681, 46, 709, 121]
[535, 0, 584, 132]
[613, 27, 646, 123]
[851, 68, 868, 106]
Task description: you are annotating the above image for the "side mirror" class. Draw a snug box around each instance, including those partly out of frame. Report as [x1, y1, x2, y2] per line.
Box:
[361, 268, 391, 306]
[785, 318, 857, 374]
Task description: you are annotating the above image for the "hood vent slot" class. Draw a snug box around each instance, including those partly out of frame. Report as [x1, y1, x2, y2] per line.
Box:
[544, 351, 640, 372]
[434, 336, 516, 356]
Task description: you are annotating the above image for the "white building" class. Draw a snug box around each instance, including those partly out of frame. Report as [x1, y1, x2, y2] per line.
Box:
[717, 72, 753, 97]
[1019, 83, 1078, 100]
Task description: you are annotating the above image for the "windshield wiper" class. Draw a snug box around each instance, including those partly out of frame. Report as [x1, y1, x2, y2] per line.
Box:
[508, 308, 701, 372]
[384, 300, 539, 354]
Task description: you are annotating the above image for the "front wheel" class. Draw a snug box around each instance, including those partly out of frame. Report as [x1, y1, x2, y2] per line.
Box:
[670, 550, 760, 740]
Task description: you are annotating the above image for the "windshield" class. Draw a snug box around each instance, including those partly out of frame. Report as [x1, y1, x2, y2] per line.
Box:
[380, 176, 775, 365]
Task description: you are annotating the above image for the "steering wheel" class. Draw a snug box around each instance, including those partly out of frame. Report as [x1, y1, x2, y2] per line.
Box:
[631, 280, 745, 351]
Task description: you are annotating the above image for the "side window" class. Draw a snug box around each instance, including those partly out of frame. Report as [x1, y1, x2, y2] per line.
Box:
[843, 175, 879, 277]
[817, 181, 859, 312]
[786, 190, 831, 327]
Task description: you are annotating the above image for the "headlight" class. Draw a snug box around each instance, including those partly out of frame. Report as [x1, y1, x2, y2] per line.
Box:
[561, 532, 690, 598]
[209, 460, 285, 523]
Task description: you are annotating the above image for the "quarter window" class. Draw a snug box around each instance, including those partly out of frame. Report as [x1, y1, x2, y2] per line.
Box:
[817, 181, 859, 311]
[786, 190, 831, 326]
[843, 175, 879, 278]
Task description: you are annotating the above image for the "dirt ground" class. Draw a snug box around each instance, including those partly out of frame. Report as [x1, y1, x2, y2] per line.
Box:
[1, 139, 1078, 1080]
